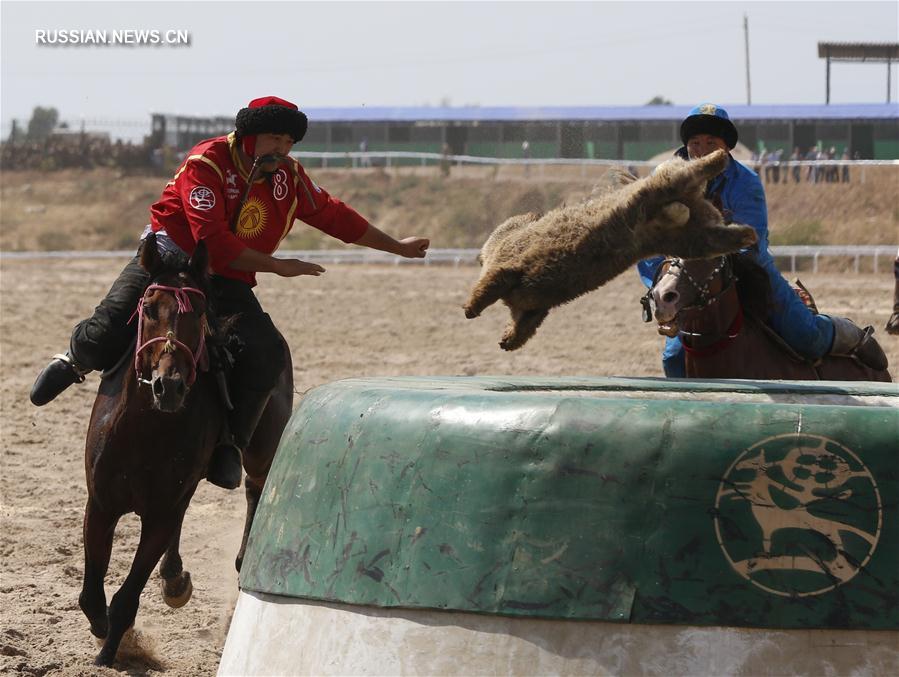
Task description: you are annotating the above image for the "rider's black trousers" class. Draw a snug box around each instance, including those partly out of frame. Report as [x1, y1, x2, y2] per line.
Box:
[206, 275, 287, 392]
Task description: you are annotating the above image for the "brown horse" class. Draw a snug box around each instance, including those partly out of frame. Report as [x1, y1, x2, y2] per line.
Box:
[645, 253, 892, 381]
[79, 233, 293, 666]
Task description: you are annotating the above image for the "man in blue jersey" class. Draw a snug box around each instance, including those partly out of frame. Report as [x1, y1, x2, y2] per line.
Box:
[637, 103, 887, 377]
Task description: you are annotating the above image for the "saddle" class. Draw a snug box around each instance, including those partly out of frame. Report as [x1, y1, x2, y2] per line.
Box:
[747, 313, 811, 365]
[736, 278, 821, 367]
[752, 279, 888, 372]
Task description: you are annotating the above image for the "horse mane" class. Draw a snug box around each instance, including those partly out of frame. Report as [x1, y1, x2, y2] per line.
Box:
[730, 252, 772, 320]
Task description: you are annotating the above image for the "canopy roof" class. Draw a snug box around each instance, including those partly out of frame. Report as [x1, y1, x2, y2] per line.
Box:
[817, 42, 899, 61]
[297, 103, 899, 123]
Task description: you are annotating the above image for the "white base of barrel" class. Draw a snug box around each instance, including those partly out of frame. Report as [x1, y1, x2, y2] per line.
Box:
[219, 591, 898, 676]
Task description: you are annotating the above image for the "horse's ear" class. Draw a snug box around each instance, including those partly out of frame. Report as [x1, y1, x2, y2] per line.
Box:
[140, 232, 162, 274]
[189, 240, 210, 283]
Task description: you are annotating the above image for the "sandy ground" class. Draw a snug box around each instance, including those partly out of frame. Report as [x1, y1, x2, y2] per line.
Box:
[1, 259, 896, 676]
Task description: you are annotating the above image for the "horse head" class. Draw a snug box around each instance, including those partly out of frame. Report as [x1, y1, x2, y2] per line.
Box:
[646, 253, 771, 340]
[647, 256, 732, 337]
[134, 233, 210, 412]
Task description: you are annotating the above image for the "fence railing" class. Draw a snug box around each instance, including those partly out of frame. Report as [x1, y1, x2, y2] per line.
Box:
[291, 151, 898, 183]
[294, 150, 899, 167]
[768, 245, 898, 273]
[4, 245, 897, 273]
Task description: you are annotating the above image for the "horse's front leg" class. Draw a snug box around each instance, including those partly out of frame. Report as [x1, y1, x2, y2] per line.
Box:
[158, 519, 192, 608]
[236, 361, 292, 572]
[95, 511, 184, 667]
[235, 478, 263, 572]
[79, 498, 119, 640]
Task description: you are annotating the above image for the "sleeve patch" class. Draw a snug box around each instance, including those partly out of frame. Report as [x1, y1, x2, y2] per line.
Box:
[189, 185, 216, 211]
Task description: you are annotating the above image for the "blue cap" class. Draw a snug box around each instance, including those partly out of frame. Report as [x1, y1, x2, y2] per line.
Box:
[680, 103, 738, 149]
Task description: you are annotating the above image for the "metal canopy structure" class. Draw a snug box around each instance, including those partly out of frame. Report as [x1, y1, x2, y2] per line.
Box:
[818, 42, 899, 104]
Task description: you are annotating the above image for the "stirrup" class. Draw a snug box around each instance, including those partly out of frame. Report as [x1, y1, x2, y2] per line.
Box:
[887, 309, 899, 336]
[53, 353, 87, 381]
[853, 326, 889, 371]
[829, 316, 888, 371]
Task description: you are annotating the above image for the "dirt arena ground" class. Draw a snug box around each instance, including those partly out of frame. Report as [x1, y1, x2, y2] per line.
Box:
[1, 259, 896, 676]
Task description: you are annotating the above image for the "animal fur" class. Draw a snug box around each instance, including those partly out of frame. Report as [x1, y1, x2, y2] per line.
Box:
[464, 149, 758, 350]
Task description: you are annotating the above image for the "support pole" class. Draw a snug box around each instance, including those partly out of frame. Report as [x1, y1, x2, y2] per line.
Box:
[826, 51, 831, 104]
[743, 14, 752, 105]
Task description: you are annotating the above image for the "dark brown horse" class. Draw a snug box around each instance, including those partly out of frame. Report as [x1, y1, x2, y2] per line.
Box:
[646, 253, 892, 381]
[79, 233, 293, 666]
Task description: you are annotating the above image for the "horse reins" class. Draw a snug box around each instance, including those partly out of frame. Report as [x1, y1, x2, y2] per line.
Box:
[680, 301, 744, 357]
[132, 284, 208, 387]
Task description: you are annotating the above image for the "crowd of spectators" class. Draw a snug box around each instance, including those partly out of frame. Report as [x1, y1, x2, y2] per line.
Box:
[751, 146, 857, 185]
[0, 135, 175, 174]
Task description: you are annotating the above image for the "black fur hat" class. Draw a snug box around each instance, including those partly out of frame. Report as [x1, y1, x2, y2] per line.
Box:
[235, 96, 308, 142]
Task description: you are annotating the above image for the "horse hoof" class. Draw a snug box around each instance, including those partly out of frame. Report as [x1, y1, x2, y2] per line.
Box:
[89, 619, 108, 640]
[94, 622, 132, 647]
[161, 571, 192, 608]
[93, 646, 115, 667]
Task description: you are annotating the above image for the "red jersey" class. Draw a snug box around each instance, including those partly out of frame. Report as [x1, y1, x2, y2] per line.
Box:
[150, 133, 369, 286]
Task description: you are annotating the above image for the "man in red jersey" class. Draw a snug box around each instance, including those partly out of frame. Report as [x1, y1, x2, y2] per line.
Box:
[31, 96, 429, 489]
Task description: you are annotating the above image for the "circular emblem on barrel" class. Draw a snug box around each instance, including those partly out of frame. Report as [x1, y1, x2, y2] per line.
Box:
[714, 433, 881, 597]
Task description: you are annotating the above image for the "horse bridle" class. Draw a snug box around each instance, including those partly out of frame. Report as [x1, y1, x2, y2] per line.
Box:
[641, 256, 736, 334]
[133, 283, 208, 387]
[669, 256, 731, 307]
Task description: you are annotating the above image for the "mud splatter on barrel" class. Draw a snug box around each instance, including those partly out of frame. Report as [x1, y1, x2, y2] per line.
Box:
[220, 377, 898, 676]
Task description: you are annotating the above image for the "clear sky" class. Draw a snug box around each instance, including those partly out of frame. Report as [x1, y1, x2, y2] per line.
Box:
[1, 0, 897, 139]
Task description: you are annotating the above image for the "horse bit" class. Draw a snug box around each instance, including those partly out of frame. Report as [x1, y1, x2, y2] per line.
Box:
[133, 284, 208, 387]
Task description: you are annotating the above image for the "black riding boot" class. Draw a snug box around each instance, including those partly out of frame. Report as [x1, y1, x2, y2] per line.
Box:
[827, 315, 889, 371]
[206, 388, 272, 490]
[30, 352, 90, 406]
